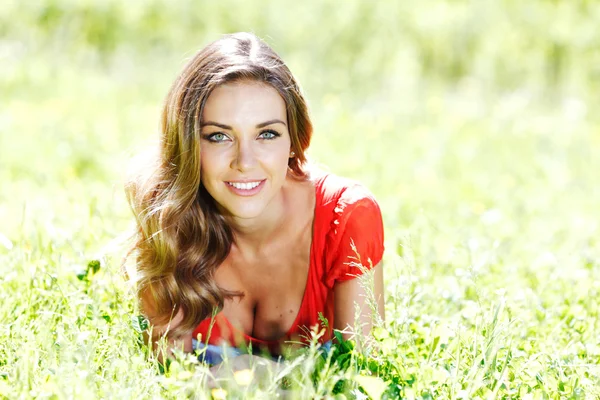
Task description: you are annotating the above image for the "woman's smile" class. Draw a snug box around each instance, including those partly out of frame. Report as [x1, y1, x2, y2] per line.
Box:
[225, 179, 266, 196]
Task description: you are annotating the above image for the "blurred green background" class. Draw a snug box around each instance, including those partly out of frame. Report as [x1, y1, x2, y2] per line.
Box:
[1, 0, 600, 396]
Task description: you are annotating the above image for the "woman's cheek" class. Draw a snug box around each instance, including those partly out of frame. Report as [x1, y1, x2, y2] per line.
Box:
[201, 147, 230, 170]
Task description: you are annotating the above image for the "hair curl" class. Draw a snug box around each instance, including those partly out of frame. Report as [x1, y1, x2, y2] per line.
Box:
[125, 32, 313, 338]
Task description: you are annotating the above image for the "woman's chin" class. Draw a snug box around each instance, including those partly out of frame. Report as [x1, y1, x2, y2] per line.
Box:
[220, 203, 268, 221]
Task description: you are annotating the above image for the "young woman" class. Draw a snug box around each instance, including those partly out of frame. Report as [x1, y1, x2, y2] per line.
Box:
[127, 32, 384, 364]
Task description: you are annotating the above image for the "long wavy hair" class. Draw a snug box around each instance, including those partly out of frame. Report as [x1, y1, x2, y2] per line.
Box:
[126, 32, 313, 338]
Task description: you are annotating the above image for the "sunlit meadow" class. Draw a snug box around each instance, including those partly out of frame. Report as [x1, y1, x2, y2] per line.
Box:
[1, 1, 599, 398]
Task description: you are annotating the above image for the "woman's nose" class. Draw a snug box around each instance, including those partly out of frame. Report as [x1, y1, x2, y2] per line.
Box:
[231, 140, 258, 172]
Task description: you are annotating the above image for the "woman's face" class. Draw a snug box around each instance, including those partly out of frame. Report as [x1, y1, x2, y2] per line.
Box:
[200, 80, 292, 220]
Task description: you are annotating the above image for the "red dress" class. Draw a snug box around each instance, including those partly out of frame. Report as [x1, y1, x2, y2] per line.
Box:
[192, 172, 384, 354]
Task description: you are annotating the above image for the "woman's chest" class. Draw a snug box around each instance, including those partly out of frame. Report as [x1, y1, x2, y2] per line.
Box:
[214, 234, 313, 341]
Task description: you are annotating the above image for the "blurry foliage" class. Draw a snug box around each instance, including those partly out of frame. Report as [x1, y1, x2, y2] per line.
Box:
[3, 0, 600, 97]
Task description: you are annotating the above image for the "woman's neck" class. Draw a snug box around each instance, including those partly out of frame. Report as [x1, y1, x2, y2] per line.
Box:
[226, 181, 292, 254]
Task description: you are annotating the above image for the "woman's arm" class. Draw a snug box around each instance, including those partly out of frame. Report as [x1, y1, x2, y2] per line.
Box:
[333, 262, 384, 340]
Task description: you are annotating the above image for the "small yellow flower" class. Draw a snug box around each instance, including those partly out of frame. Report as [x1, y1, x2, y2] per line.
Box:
[233, 368, 254, 386]
[211, 387, 227, 399]
[177, 370, 192, 380]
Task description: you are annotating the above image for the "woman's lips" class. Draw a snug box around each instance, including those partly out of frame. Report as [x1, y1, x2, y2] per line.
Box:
[225, 179, 266, 196]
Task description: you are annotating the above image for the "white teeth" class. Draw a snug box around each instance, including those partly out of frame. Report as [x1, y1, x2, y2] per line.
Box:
[228, 181, 261, 190]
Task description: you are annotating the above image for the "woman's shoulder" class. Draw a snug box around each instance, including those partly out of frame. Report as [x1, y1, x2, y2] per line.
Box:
[310, 168, 379, 211]
[309, 169, 382, 246]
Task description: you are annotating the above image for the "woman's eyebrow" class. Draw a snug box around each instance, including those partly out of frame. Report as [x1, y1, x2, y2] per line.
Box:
[201, 121, 232, 129]
[256, 119, 286, 128]
[201, 119, 286, 129]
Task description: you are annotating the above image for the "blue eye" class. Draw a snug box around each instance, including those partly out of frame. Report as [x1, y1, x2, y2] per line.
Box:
[259, 130, 281, 140]
[203, 132, 228, 142]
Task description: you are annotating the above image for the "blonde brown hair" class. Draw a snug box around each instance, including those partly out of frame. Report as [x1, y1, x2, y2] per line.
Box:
[126, 32, 313, 338]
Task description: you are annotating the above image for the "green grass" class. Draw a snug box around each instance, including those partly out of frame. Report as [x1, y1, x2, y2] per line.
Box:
[1, 0, 600, 398]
